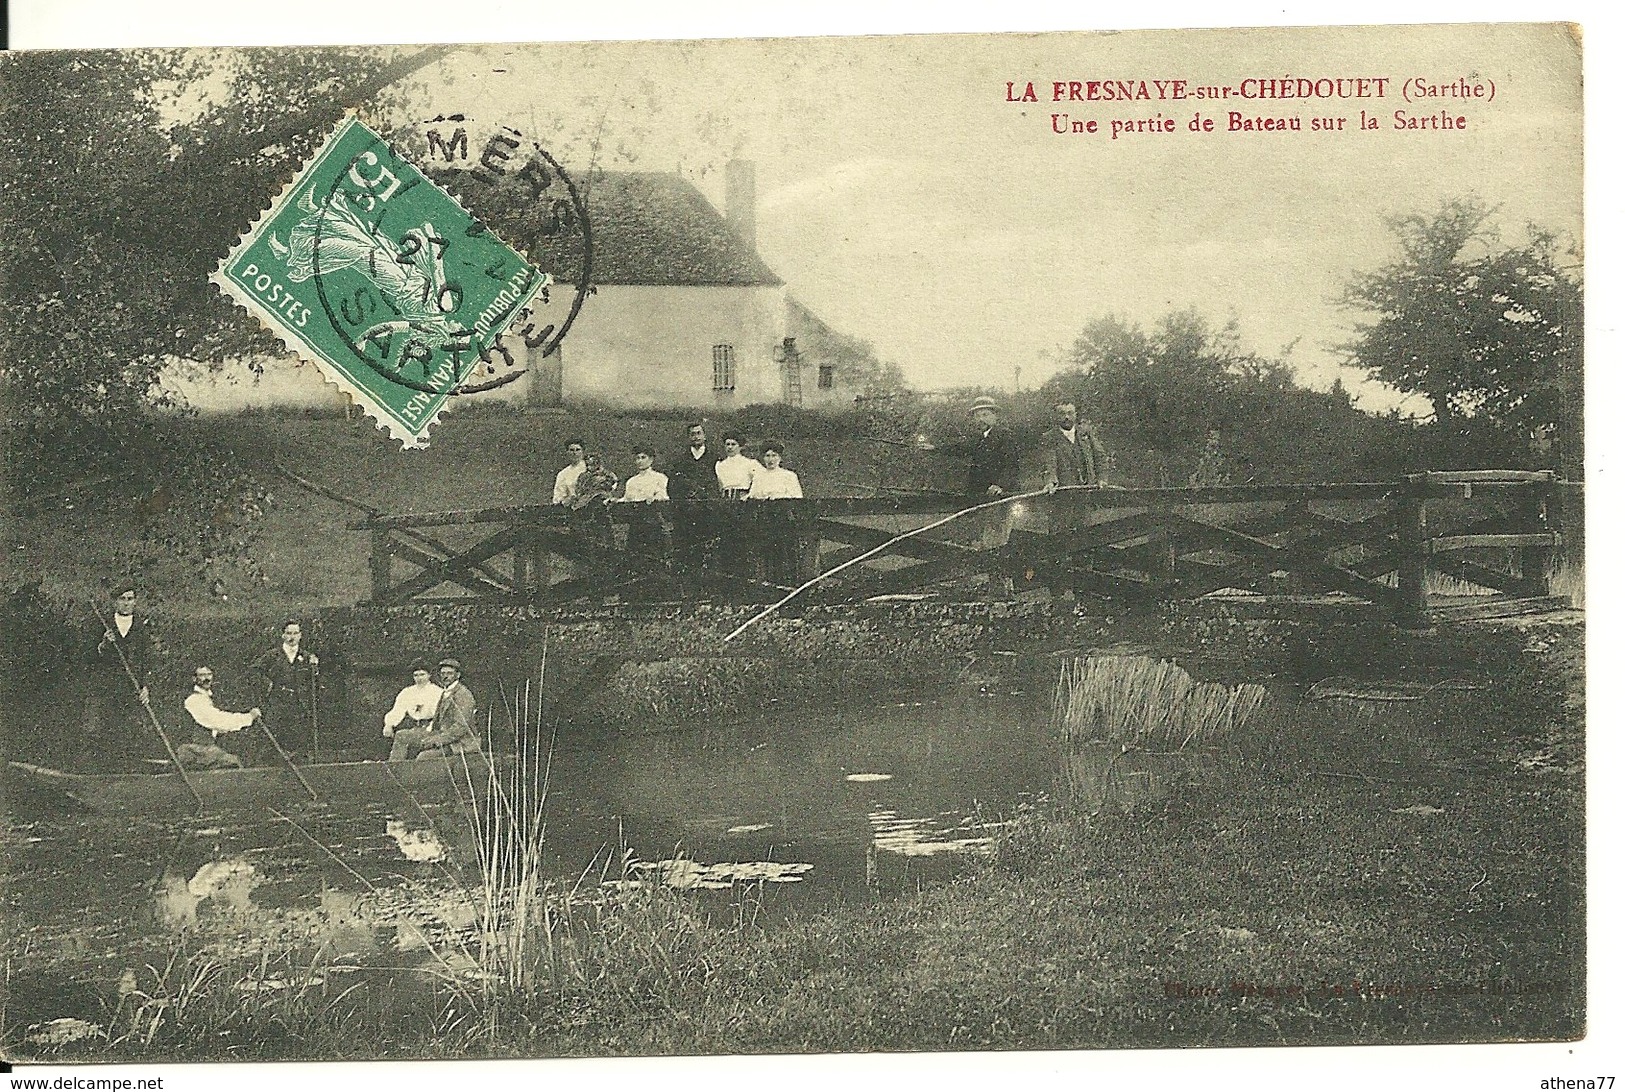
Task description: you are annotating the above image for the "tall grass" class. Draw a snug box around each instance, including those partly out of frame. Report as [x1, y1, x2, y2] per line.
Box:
[1051, 654, 1270, 751]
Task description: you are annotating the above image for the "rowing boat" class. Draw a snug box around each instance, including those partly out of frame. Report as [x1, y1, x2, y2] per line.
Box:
[4, 754, 512, 816]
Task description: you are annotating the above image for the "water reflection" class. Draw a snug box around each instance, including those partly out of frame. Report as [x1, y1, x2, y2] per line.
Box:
[384, 820, 448, 862]
[152, 858, 259, 931]
[630, 859, 815, 890]
[868, 809, 1000, 857]
[5, 685, 1058, 1013]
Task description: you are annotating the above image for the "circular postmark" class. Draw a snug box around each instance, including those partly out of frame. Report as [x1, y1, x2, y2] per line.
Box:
[309, 115, 592, 399]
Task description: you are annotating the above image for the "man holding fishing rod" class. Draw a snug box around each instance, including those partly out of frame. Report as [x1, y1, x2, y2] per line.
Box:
[915, 396, 1023, 596]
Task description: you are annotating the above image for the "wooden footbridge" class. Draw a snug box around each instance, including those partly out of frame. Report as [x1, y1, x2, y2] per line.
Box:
[354, 471, 1573, 626]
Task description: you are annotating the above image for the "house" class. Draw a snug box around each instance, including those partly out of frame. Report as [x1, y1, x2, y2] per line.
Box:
[169, 160, 868, 414]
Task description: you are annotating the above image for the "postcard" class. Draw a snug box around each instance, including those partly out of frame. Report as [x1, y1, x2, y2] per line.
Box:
[0, 19, 1589, 1081]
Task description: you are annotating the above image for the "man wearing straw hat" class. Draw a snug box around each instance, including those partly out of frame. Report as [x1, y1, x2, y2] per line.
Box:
[388, 657, 480, 761]
[913, 396, 1023, 597]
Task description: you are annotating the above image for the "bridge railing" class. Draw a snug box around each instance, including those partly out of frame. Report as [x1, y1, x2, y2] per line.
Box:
[353, 471, 1572, 624]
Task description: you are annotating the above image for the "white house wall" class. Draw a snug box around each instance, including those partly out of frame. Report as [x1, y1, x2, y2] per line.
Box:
[551, 284, 789, 408]
[162, 283, 796, 414]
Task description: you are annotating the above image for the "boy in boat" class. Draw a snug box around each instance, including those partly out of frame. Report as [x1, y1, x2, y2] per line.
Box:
[250, 620, 320, 761]
[388, 658, 480, 761]
[179, 666, 261, 770]
[383, 662, 442, 752]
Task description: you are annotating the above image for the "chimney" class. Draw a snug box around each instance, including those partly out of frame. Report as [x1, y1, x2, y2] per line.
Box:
[724, 159, 757, 251]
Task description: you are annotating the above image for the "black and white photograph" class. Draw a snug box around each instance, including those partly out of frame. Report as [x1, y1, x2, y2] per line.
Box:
[0, 8, 1602, 1085]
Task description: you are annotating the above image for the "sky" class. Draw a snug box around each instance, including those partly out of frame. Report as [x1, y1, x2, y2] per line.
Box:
[365, 23, 1587, 415]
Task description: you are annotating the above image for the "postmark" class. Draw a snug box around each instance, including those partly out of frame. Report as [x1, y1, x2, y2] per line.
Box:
[390, 116, 595, 394]
[212, 116, 566, 447]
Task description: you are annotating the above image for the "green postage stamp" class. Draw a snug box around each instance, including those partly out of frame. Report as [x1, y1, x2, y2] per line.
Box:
[212, 116, 548, 447]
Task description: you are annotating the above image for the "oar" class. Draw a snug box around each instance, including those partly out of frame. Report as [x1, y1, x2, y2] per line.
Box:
[309, 658, 321, 761]
[257, 717, 320, 802]
[90, 601, 207, 813]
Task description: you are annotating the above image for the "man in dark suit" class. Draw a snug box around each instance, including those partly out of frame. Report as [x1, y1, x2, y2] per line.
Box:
[665, 422, 723, 592]
[84, 582, 158, 766]
[1040, 398, 1110, 490]
[925, 396, 1020, 501]
[1039, 398, 1111, 606]
[919, 397, 1022, 598]
[251, 619, 320, 761]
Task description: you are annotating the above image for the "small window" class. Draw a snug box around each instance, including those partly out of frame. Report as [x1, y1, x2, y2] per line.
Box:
[712, 345, 736, 391]
[817, 363, 835, 390]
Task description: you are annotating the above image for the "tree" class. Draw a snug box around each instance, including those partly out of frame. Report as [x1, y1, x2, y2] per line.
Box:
[0, 46, 448, 483]
[0, 47, 449, 600]
[1340, 197, 1582, 471]
[1046, 309, 1412, 484]
[1046, 311, 1290, 481]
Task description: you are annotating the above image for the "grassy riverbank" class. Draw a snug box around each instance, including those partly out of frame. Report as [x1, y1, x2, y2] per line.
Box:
[8, 620, 1582, 1061]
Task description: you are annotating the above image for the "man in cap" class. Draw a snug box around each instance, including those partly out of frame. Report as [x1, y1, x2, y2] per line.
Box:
[389, 657, 481, 761]
[923, 396, 1021, 500]
[918, 397, 1022, 594]
[84, 582, 159, 767]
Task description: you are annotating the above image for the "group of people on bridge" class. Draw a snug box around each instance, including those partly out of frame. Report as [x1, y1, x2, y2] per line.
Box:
[543, 398, 1110, 593]
[550, 422, 807, 588]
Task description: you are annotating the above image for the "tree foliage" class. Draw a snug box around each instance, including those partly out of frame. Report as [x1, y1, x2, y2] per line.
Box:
[1340, 197, 1582, 470]
[0, 47, 447, 600]
[1043, 309, 1412, 485]
[0, 46, 443, 481]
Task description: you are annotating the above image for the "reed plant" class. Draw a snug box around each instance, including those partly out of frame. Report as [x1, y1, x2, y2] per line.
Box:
[1051, 654, 1269, 751]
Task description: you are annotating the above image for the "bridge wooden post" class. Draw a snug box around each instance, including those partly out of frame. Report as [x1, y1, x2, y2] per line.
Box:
[369, 528, 392, 603]
[1396, 483, 1430, 629]
[794, 505, 823, 584]
[1520, 481, 1557, 596]
[514, 528, 535, 601]
[530, 534, 556, 602]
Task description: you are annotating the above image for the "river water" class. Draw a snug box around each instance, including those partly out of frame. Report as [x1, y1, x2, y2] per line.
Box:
[1, 683, 1059, 1031]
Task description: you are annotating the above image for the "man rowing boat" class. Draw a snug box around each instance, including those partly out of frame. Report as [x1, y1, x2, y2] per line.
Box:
[251, 620, 320, 761]
[178, 666, 260, 770]
[83, 583, 158, 768]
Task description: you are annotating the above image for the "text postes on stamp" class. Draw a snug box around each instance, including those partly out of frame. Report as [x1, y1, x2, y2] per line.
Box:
[212, 116, 548, 448]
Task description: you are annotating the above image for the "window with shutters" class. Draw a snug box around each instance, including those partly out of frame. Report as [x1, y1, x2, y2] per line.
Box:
[712, 345, 736, 391]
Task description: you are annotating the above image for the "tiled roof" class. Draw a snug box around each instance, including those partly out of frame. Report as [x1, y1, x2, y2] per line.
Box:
[430, 167, 782, 289]
[580, 172, 782, 287]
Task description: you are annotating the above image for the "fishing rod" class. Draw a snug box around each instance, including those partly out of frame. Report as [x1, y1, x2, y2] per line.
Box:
[722, 485, 1059, 643]
[721, 483, 1125, 643]
[90, 600, 207, 812]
